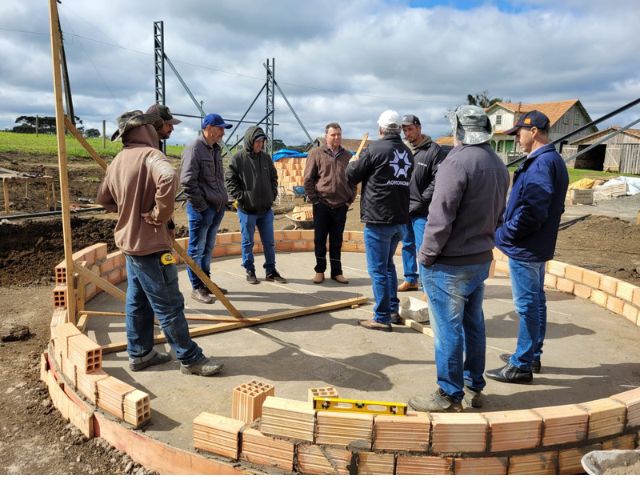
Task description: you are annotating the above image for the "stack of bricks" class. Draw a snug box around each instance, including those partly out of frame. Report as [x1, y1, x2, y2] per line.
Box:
[296, 444, 352, 474]
[483, 409, 542, 452]
[314, 411, 373, 447]
[231, 379, 275, 424]
[274, 157, 306, 195]
[533, 404, 588, 446]
[396, 455, 453, 475]
[373, 411, 430, 451]
[579, 398, 626, 439]
[193, 412, 244, 459]
[357, 451, 395, 475]
[240, 428, 294, 471]
[611, 386, 640, 428]
[124, 390, 152, 427]
[430, 412, 487, 453]
[260, 396, 316, 442]
[96, 376, 136, 419]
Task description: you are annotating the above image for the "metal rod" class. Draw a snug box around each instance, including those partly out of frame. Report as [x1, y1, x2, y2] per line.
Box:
[507, 97, 640, 167]
[226, 84, 267, 142]
[562, 117, 640, 164]
[163, 53, 204, 116]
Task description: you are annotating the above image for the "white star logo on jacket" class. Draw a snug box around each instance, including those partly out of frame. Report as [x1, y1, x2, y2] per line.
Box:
[389, 149, 411, 178]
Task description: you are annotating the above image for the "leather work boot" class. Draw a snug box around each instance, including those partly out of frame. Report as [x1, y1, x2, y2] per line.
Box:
[313, 272, 325, 284]
[397, 281, 419, 292]
[500, 353, 541, 373]
[265, 270, 287, 283]
[246, 271, 260, 284]
[463, 386, 485, 408]
[191, 287, 214, 304]
[390, 312, 403, 325]
[331, 274, 349, 284]
[358, 319, 391, 332]
[129, 350, 172, 372]
[409, 389, 463, 413]
[180, 357, 224, 377]
[486, 363, 533, 384]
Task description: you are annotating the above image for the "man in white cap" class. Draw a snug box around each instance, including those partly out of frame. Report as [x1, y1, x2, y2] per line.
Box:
[408, 105, 509, 412]
[346, 110, 413, 331]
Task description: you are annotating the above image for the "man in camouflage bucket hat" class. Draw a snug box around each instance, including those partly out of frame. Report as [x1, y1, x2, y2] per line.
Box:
[408, 105, 508, 412]
[98, 109, 225, 377]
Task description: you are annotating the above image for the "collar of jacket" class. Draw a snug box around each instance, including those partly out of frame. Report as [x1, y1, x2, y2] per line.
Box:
[197, 131, 221, 152]
[323, 145, 344, 157]
[516, 143, 556, 175]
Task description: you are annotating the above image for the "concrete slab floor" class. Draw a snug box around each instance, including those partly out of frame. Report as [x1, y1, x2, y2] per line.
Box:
[85, 251, 640, 452]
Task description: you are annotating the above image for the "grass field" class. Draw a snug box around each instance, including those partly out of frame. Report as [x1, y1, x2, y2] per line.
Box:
[0, 131, 183, 158]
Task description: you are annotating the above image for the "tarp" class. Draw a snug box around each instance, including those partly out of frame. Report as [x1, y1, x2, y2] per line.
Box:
[596, 176, 640, 195]
[272, 149, 308, 162]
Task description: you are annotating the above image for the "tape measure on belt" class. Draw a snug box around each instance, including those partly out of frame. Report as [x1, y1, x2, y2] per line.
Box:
[160, 252, 176, 265]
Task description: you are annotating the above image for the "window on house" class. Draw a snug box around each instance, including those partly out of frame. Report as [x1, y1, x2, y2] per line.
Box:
[563, 116, 569, 125]
[495, 114, 502, 125]
[574, 113, 580, 126]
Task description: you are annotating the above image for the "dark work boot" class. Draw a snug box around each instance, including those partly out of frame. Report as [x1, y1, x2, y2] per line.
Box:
[409, 389, 463, 413]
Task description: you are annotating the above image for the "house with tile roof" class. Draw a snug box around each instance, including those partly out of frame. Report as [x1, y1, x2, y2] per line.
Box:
[486, 99, 597, 162]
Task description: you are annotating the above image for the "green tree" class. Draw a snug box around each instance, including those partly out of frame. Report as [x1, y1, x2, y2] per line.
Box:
[12, 115, 83, 134]
[84, 128, 100, 138]
[466, 90, 506, 108]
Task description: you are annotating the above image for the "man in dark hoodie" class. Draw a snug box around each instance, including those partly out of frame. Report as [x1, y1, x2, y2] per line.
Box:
[225, 126, 287, 285]
[181, 113, 232, 304]
[96, 110, 223, 377]
[346, 110, 413, 332]
[397, 114, 445, 297]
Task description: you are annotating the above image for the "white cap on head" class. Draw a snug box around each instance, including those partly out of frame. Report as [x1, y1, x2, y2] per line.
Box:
[377, 110, 402, 129]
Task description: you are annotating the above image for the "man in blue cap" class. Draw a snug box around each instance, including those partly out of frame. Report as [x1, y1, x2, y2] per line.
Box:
[487, 110, 569, 384]
[181, 113, 233, 303]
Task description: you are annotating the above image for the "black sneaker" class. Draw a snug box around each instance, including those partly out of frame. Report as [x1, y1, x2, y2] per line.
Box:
[463, 386, 485, 408]
[246, 271, 260, 284]
[486, 363, 533, 384]
[390, 312, 403, 325]
[266, 270, 287, 283]
[499, 353, 541, 374]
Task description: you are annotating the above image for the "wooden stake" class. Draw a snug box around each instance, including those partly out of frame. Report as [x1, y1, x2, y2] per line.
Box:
[65, 117, 108, 170]
[353, 133, 369, 160]
[2, 178, 9, 214]
[78, 309, 256, 323]
[102, 296, 368, 353]
[49, 0, 77, 323]
[74, 263, 126, 302]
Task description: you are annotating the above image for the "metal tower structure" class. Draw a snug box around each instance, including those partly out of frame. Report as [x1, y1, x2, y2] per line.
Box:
[154, 21, 165, 106]
[265, 58, 275, 156]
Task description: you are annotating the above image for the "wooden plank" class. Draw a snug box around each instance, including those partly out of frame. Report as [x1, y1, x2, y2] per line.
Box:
[102, 296, 368, 353]
[171, 241, 244, 319]
[65, 116, 108, 170]
[48, 0, 77, 323]
[78, 309, 256, 323]
[75, 262, 126, 302]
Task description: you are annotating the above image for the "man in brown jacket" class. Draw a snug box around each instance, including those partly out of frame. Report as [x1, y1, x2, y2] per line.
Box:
[97, 110, 223, 377]
[304, 122, 355, 284]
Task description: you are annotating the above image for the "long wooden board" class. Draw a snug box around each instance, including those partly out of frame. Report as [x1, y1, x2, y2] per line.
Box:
[102, 296, 368, 353]
[75, 262, 126, 302]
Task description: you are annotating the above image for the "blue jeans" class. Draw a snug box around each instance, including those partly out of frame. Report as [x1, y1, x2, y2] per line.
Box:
[237, 208, 276, 274]
[186, 202, 225, 290]
[401, 220, 418, 283]
[421, 261, 491, 401]
[411, 216, 428, 284]
[508, 258, 546, 371]
[125, 253, 204, 366]
[364, 223, 405, 324]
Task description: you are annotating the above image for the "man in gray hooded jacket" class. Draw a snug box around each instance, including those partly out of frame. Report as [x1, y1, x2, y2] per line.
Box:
[225, 126, 287, 285]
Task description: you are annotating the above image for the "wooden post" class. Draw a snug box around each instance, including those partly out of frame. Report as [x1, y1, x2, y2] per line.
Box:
[45, 178, 51, 210]
[49, 0, 77, 323]
[102, 120, 106, 149]
[2, 178, 9, 214]
[36, 115, 39, 136]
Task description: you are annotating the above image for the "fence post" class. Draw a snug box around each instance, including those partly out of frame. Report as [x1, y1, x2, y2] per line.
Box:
[102, 120, 106, 149]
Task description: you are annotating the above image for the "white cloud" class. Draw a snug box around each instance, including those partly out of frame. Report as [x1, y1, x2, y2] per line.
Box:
[0, 0, 638, 146]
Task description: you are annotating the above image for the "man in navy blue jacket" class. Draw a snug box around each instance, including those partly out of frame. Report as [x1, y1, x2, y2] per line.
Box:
[488, 110, 569, 384]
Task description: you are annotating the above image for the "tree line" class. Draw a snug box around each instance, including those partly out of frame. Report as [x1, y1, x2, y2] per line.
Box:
[8, 115, 100, 138]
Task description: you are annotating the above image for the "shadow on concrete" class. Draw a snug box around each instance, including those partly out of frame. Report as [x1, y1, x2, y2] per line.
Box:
[485, 313, 595, 341]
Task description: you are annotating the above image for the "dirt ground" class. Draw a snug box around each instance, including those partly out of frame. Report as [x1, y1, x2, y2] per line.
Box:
[1, 151, 640, 473]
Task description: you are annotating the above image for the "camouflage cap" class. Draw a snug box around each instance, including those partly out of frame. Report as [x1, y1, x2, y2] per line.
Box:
[111, 110, 164, 142]
[146, 104, 182, 125]
[447, 105, 492, 145]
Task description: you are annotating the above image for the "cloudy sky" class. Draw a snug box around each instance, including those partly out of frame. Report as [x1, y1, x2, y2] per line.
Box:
[1, 0, 639, 146]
